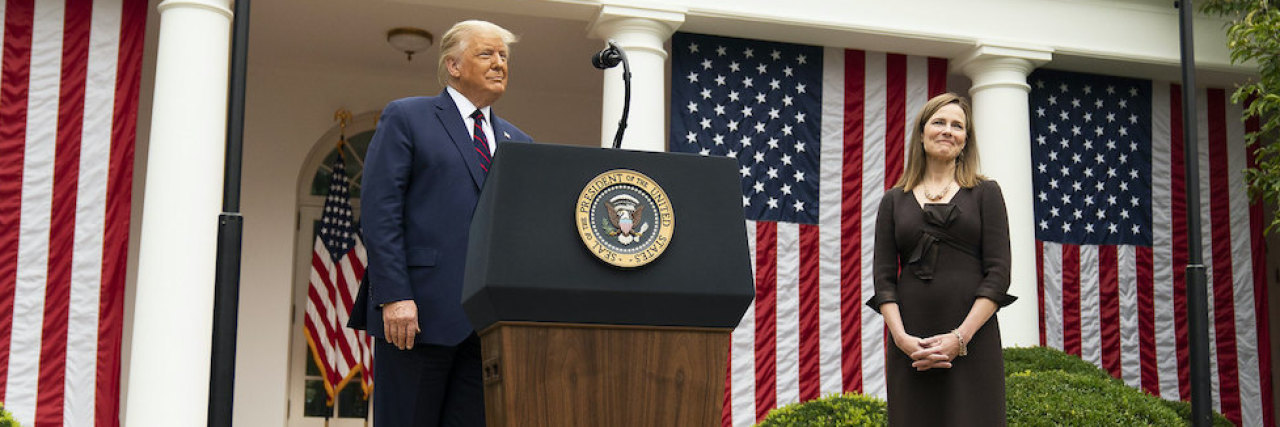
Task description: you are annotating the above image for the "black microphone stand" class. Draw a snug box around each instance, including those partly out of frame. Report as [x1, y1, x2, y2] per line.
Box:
[593, 41, 631, 149]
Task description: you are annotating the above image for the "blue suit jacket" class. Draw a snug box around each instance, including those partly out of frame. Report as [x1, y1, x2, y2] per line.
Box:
[360, 91, 532, 346]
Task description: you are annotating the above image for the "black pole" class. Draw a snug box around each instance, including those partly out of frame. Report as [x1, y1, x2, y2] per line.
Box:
[612, 43, 631, 150]
[209, 0, 250, 425]
[591, 41, 631, 149]
[1176, 1, 1212, 426]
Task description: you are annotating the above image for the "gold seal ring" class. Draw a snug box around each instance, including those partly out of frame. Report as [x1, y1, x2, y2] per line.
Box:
[575, 169, 675, 268]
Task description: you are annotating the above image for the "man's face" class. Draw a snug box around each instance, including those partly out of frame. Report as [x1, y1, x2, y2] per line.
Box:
[448, 31, 509, 108]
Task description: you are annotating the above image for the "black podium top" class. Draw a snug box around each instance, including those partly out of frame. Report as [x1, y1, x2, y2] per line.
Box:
[462, 143, 754, 330]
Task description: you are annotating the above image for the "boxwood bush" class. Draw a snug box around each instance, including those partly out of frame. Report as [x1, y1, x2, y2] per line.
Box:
[755, 392, 886, 427]
[1157, 397, 1235, 427]
[757, 347, 1232, 426]
[1006, 369, 1182, 425]
[1003, 346, 1112, 379]
[1005, 346, 1233, 426]
[0, 403, 17, 427]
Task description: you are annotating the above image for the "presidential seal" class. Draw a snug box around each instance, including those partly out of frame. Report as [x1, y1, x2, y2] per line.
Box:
[576, 169, 675, 268]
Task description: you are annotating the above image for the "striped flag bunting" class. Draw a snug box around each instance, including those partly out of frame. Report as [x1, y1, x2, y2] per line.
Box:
[0, 0, 146, 425]
[305, 153, 374, 405]
[669, 32, 946, 427]
[1031, 68, 1274, 426]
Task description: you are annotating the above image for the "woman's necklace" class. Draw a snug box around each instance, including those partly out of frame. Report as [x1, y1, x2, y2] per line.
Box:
[923, 182, 952, 201]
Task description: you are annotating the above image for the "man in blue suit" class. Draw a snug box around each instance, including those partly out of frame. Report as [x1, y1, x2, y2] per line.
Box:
[360, 20, 532, 426]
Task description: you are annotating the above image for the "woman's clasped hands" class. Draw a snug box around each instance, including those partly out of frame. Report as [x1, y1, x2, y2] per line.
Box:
[895, 332, 963, 371]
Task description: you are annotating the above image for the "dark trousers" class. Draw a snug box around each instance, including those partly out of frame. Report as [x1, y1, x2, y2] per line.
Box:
[372, 332, 484, 427]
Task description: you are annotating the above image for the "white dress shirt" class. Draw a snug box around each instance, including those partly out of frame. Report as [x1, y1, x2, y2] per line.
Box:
[446, 86, 496, 155]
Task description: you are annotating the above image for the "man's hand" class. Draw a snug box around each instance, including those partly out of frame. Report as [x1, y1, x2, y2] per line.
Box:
[383, 300, 419, 350]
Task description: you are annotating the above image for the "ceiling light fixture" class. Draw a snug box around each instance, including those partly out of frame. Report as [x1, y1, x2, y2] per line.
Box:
[386, 27, 433, 62]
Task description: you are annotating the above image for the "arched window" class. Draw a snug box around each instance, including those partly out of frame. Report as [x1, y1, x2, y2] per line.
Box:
[288, 112, 378, 426]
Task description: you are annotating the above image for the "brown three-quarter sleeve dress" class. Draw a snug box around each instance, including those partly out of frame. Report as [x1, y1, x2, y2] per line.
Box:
[867, 179, 1018, 427]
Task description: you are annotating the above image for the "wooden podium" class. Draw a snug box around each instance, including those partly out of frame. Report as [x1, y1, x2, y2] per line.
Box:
[478, 323, 730, 426]
[462, 143, 754, 427]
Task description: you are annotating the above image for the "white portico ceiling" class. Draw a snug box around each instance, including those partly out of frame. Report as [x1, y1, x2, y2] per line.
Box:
[246, 0, 1255, 135]
[251, 0, 605, 98]
[244, 0, 1254, 151]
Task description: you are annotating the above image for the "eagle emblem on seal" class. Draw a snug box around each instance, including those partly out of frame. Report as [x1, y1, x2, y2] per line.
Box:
[605, 195, 649, 245]
[575, 169, 675, 268]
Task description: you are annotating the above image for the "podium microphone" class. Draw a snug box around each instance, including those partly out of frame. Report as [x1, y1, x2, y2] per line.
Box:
[592, 44, 622, 69]
[592, 41, 631, 149]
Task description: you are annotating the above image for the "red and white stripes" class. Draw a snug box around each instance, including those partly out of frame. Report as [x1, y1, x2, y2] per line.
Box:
[1038, 84, 1273, 426]
[724, 48, 945, 427]
[0, 0, 144, 425]
[305, 234, 373, 401]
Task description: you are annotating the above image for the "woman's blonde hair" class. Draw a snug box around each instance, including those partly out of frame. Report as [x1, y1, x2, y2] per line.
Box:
[894, 92, 984, 190]
[436, 20, 518, 88]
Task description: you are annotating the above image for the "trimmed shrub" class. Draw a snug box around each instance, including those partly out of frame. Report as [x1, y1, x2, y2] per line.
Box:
[755, 392, 886, 427]
[1003, 346, 1112, 379]
[0, 403, 17, 427]
[756, 347, 1233, 426]
[1007, 346, 1234, 426]
[1159, 398, 1235, 427]
[1006, 370, 1183, 426]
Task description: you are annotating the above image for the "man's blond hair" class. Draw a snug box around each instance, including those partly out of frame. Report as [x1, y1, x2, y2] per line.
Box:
[437, 20, 518, 87]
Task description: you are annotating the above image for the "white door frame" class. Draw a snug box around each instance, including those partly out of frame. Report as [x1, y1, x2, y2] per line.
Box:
[286, 111, 380, 426]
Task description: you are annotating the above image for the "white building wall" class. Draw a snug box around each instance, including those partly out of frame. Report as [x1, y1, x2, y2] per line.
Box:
[673, 0, 1234, 67]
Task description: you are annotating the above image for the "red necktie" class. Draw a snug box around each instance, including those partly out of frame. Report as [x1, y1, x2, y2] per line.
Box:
[470, 109, 492, 173]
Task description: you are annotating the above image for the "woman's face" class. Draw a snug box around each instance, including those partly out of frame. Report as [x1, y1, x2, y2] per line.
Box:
[922, 103, 967, 162]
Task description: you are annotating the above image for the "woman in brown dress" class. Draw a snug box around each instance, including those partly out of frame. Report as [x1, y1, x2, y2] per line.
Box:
[866, 93, 1017, 426]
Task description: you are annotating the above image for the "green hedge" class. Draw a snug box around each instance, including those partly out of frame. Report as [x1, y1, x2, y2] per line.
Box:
[757, 347, 1233, 427]
[755, 392, 886, 427]
[1003, 346, 1112, 379]
[1157, 398, 1235, 427]
[1004, 347, 1233, 426]
[0, 403, 17, 427]
[1006, 370, 1183, 426]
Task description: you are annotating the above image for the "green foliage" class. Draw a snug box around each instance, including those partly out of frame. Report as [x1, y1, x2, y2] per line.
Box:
[755, 392, 886, 427]
[1201, 0, 1280, 231]
[758, 347, 1233, 426]
[1160, 398, 1236, 427]
[1004, 346, 1233, 426]
[1006, 370, 1183, 426]
[1002, 346, 1112, 379]
[0, 403, 18, 427]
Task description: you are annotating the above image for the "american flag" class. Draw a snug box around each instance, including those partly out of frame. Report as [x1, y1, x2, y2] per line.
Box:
[305, 153, 374, 404]
[0, 0, 145, 425]
[670, 32, 947, 427]
[1031, 68, 1274, 426]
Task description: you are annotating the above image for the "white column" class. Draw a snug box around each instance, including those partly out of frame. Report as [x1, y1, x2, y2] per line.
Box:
[954, 43, 1053, 348]
[125, 0, 231, 425]
[589, 3, 685, 152]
